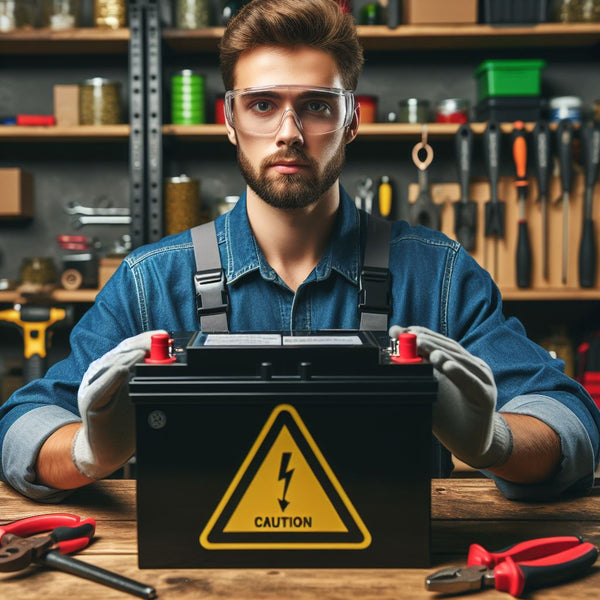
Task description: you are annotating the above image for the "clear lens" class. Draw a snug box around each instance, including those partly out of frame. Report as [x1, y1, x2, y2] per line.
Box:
[225, 85, 354, 136]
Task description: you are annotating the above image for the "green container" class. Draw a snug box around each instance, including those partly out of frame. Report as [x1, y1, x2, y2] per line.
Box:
[474, 59, 546, 101]
[171, 69, 206, 125]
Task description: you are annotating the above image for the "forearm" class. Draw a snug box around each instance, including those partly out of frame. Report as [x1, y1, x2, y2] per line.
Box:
[36, 423, 95, 490]
[487, 413, 562, 484]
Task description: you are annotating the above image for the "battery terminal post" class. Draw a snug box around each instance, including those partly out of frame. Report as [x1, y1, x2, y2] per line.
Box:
[390, 333, 423, 364]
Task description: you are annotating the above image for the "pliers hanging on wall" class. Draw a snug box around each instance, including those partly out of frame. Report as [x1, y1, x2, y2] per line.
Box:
[426, 536, 598, 597]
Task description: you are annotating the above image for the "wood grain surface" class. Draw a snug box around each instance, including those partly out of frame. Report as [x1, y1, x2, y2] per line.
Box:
[1, 480, 599, 599]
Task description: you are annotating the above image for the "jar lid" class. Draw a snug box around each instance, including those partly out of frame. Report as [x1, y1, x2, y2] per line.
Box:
[224, 196, 240, 204]
[549, 96, 582, 109]
[436, 98, 469, 113]
[173, 69, 204, 77]
[166, 175, 196, 183]
[398, 98, 430, 107]
[82, 77, 119, 86]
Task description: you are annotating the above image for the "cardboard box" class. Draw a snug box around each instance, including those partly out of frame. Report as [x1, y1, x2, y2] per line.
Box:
[403, 0, 477, 24]
[54, 85, 80, 127]
[98, 257, 124, 288]
[0, 169, 34, 219]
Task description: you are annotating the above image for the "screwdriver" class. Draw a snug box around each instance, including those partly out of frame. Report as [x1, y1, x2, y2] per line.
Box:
[556, 119, 574, 285]
[483, 121, 505, 280]
[579, 120, 599, 288]
[512, 121, 531, 288]
[533, 121, 551, 281]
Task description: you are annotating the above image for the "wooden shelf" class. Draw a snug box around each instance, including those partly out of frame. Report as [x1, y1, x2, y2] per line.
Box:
[163, 23, 600, 52]
[163, 122, 537, 141]
[0, 28, 129, 54]
[0, 125, 130, 141]
[0, 289, 98, 304]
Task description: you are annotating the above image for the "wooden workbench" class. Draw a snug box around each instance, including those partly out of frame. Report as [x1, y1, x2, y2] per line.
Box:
[1, 479, 599, 599]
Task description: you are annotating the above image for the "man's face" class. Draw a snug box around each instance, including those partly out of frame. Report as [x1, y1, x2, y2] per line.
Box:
[226, 46, 358, 210]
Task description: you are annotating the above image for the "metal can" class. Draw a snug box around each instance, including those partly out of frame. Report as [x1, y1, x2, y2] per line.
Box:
[165, 175, 203, 236]
[79, 78, 122, 125]
[171, 70, 205, 125]
[0, 0, 36, 31]
[176, 0, 210, 29]
[435, 98, 469, 123]
[548, 96, 583, 124]
[356, 95, 378, 123]
[94, 0, 126, 29]
[42, 0, 79, 29]
[397, 98, 430, 124]
[214, 195, 239, 217]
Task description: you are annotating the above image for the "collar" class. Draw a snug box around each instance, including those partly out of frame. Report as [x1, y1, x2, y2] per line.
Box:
[218, 184, 362, 287]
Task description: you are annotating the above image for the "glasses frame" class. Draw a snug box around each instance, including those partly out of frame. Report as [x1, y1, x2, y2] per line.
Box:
[224, 85, 356, 136]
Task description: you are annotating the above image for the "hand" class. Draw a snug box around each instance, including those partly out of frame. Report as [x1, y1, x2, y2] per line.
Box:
[389, 325, 512, 469]
[72, 330, 166, 479]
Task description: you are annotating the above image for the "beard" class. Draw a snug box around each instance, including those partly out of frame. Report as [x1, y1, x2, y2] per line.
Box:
[237, 141, 346, 210]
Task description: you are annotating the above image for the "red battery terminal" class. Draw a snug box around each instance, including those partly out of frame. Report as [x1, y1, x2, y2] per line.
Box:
[144, 333, 177, 364]
[390, 332, 423, 364]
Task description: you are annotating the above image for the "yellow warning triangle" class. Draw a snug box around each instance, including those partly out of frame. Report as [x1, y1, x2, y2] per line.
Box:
[199, 404, 371, 550]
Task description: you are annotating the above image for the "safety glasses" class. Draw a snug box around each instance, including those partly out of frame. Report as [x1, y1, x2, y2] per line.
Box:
[224, 85, 355, 136]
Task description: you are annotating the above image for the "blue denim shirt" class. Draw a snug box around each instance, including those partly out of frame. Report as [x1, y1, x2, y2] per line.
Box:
[2, 186, 599, 501]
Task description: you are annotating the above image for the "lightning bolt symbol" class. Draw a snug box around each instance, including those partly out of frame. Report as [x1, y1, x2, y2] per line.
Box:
[277, 452, 294, 512]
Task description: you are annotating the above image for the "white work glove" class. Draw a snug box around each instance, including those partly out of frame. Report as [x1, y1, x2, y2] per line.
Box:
[72, 330, 166, 480]
[389, 325, 513, 469]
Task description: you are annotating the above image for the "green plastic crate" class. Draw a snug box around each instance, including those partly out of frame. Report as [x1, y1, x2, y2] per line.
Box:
[474, 59, 546, 101]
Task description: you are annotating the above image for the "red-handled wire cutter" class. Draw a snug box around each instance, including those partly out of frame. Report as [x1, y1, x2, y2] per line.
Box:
[426, 536, 598, 597]
[0, 513, 95, 572]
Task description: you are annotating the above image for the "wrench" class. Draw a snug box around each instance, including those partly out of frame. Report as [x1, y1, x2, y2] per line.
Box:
[65, 201, 130, 217]
[72, 216, 132, 229]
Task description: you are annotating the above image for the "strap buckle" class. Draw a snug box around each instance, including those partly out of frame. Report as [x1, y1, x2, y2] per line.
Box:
[194, 268, 229, 317]
[358, 266, 391, 315]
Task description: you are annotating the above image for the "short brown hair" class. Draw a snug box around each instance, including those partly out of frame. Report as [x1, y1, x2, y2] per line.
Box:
[219, 0, 364, 91]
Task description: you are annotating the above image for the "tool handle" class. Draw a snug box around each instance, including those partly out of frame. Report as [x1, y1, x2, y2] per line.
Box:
[468, 536, 584, 568]
[484, 121, 502, 202]
[40, 551, 157, 599]
[533, 121, 551, 198]
[378, 176, 392, 218]
[516, 221, 532, 288]
[455, 123, 473, 202]
[51, 519, 96, 554]
[494, 543, 598, 597]
[581, 120, 600, 189]
[557, 119, 574, 195]
[23, 354, 46, 384]
[512, 121, 528, 184]
[579, 218, 597, 288]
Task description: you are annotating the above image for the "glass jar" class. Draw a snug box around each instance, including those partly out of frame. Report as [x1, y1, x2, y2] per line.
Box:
[42, 0, 79, 30]
[553, 0, 582, 21]
[165, 175, 203, 235]
[171, 70, 205, 125]
[435, 98, 469, 123]
[19, 257, 58, 286]
[176, 0, 210, 29]
[580, 0, 600, 21]
[0, 0, 36, 31]
[214, 195, 239, 217]
[397, 98, 430, 124]
[79, 78, 122, 125]
[94, 0, 126, 29]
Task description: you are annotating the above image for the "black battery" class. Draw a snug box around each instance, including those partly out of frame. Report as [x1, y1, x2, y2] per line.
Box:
[130, 330, 437, 569]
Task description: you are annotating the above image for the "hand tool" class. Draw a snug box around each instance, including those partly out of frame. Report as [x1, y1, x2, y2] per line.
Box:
[426, 536, 598, 597]
[0, 305, 73, 382]
[454, 123, 477, 251]
[579, 119, 599, 288]
[533, 121, 552, 281]
[64, 200, 130, 217]
[378, 175, 393, 218]
[355, 177, 374, 213]
[556, 119, 574, 285]
[483, 120, 505, 280]
[0, 513, 157, 599]
[512, 121, 532, 288]
[409, 128, 441, 230]
[73, 215, 132, 228]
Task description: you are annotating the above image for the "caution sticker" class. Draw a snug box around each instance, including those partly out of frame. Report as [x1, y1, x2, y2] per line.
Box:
[199, 404, 371, 550]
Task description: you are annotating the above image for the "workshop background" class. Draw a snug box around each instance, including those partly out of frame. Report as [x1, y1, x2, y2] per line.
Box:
[0, 0, 599, 407]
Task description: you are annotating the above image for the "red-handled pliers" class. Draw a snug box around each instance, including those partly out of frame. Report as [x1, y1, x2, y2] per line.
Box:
[426, 536, 598, 597]
[0, 513, 95, 572]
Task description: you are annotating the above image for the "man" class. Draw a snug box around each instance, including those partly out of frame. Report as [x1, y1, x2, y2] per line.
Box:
[0, 0, 598, 502]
